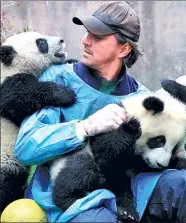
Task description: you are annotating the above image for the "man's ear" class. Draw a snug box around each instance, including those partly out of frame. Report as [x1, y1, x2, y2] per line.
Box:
[119, 43, 132, 58]
[0, 45, 17, 65]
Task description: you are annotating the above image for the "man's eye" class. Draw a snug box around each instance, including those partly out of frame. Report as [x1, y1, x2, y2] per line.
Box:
[93, 35, 103, 40]
[86, 31, 104, 40]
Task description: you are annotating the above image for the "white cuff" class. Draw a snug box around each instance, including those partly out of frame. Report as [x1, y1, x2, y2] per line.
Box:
[76, 121, 88, 142]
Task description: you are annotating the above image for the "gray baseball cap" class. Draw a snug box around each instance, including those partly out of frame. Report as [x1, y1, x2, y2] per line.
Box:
[73, 1, 140, 42]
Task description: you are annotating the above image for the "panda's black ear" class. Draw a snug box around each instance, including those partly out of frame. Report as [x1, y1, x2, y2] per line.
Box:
[143, 96, 164, 114]
[161, 80, 186, 105]
[0, 45, 17, 65]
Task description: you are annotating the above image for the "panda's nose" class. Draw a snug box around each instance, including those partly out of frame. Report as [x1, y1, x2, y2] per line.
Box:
[59, 39, 64, 44]
[157, 163, 166, 169]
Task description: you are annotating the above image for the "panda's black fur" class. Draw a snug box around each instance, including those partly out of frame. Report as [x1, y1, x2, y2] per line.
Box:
[51, 80, 186, 222]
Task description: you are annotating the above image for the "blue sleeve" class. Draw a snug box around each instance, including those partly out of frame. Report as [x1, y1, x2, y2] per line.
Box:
[14, 65, 86, 166]
[14, 107, 86, 166]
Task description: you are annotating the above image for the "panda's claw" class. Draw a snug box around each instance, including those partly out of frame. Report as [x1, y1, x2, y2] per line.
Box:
[119, 118, 141, 140]
[117, 205, 138, 222]
[176, 158, 186, 170]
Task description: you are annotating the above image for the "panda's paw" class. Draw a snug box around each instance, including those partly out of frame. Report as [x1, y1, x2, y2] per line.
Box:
[169, 157, 186, 170]
[52, 85, 76, 106]
[120, 118, 141, 140]
[117, 205, 139, 222]
[176, 158, 186, 170]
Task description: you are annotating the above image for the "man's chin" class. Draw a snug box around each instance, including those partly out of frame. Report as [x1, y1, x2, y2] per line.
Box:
[81, 57, 97, 70]
[81, 57, 91, 66]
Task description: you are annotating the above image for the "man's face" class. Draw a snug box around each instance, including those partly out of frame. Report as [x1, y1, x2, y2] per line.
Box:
[81, 31, 123, 69]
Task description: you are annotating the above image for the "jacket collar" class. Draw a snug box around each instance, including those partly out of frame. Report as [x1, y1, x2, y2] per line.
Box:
[73, 62, 139, 96]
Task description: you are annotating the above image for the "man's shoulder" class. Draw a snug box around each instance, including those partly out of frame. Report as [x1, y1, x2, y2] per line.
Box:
[45, 63, 75, 76]
[135, 79, 150, 91]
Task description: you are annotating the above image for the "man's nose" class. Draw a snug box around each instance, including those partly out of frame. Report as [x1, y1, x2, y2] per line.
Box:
[82, 33, 91, 46]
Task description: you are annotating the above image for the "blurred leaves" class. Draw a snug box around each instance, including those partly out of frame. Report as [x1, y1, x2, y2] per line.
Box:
[23, 26, 31, 32]
[1, 2, 35, 43]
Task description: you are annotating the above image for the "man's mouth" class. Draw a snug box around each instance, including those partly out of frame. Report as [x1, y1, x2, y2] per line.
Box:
[84, 49, 92, 55]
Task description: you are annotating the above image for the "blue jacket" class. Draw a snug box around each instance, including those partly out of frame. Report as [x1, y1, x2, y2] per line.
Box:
[15, 63, 172, 222]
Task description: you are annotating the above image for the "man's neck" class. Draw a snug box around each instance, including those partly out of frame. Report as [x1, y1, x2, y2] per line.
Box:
[94, 61, 123, 81]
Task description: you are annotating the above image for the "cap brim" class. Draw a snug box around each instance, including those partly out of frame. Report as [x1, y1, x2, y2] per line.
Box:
[73, 15, 115, 36]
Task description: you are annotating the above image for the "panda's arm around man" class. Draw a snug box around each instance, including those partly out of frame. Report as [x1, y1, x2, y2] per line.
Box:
[14, 2, 186, 223]
[0, 72, 76, 126]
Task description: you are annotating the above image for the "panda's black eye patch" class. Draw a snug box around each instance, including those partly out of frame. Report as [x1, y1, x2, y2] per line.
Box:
[147, 135, 166, 149]
[36, 38, 48, 54]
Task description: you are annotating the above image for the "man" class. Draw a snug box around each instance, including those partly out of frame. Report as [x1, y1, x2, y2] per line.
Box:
[15, 2, 186, 222]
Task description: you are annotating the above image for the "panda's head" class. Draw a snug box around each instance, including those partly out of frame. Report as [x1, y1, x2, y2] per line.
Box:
[0, 32, 66, 79]
[123, 80, 186, 169]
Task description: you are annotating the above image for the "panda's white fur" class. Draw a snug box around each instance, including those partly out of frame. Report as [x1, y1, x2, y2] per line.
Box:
[50, 157, 68, 183]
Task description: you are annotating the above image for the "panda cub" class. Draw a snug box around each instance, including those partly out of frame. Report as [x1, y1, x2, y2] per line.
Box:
[0, 32, 76, 212]
[49, 79, 186, 222]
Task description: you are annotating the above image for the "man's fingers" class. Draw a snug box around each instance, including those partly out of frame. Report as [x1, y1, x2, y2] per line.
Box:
[114, 116, 125, 126]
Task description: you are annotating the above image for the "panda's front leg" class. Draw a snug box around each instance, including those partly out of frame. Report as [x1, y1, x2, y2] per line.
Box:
[169, 157, 186, 170]
[116, 190, 139, 222]
[1, 74, 76, 126]
[36, 80, 76, 107]
[115, 117, 142, 155]
[90, 117, 141, 167]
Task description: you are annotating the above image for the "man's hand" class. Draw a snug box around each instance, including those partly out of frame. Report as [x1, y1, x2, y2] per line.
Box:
[76, 104, 127, 139]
